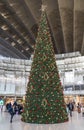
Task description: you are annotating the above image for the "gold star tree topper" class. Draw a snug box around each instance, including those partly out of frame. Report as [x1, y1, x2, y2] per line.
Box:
[41, 5, 47, 11]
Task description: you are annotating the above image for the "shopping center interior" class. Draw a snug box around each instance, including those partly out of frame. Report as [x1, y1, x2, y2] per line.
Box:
[0, 0, 84, 130]
[1, 52, 84, 105]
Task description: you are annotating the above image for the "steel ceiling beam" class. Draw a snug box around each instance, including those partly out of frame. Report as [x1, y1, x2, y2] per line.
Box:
[0, 28, 31, 58]
[0, 37, 28, 59]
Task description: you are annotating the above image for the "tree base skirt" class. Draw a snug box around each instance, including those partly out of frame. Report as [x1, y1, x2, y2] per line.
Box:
[21, 117, 69, 124]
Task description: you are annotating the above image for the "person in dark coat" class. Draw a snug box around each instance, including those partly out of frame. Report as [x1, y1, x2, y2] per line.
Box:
[8, 103, 15, 123]
[67, 101, 74, 117]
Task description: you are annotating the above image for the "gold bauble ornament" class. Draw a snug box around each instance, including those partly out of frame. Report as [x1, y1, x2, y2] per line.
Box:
[44, 73, 49, 80]
[41, 98, 47, 107]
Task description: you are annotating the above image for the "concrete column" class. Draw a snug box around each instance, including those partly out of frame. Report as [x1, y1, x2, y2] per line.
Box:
[74, 0, 84, 52]
[58, 0, 74, 52]
[42, 0, 66, 54]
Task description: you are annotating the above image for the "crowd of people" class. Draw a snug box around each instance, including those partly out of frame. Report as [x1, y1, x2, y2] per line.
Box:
[1, 98, 84, 123]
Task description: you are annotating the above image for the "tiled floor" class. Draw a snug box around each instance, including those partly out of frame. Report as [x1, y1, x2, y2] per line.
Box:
[0, 111, 84, 130]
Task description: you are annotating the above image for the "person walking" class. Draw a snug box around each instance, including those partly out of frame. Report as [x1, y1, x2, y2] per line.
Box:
[8, 103, 15, 123]
[77, 102, 81, 113]
[0, 99, 4, 112]
[67, 101, 74, 117]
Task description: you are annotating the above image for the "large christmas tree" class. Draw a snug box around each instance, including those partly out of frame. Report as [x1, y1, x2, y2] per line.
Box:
[22, 8, 68, 124]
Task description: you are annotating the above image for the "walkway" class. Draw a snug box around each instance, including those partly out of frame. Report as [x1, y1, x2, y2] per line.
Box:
[0, 111, 84, 130]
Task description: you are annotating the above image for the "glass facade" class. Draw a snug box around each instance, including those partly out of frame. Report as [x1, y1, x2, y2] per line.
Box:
[0, 54, 84, 97]
[0, 56, 32, 96]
